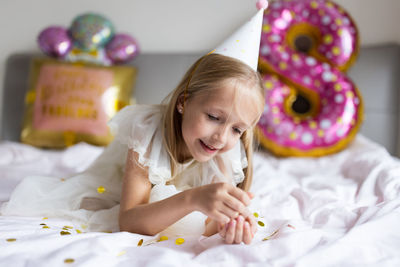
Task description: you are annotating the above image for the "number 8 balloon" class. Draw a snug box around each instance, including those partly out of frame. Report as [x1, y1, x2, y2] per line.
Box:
[257, 0, 363, 157]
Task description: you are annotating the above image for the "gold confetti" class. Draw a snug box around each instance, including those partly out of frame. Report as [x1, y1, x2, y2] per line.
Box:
[137, 239, 143, 246]
[42, 217, 48, 220]
[6, 238, 16, 242]
[117, 251, 126, 257]
[262, 229, 279, 241]
[257, 221, 265, 227]
[76, 229, 82, 234]
[97, 186, 106, 194]
[42, 226, 50, 229]
[81, 224, 88, 230]
[40, 223, 46, 226]
[64, 258, 75, 264]
[158, 236, 169, 242]
[253, 212, 259, 218]
[63, 226, 73, 229]
[60, 231, 71, 235]
[175, 238, 185, 245]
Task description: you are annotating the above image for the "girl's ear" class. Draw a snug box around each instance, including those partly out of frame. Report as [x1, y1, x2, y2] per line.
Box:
[176, 93, 185, 114]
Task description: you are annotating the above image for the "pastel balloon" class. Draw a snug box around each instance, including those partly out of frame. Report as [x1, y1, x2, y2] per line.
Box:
[105, 34, 139, 64]
[37, 26, 72, 58]
[69, 13, 114, 51]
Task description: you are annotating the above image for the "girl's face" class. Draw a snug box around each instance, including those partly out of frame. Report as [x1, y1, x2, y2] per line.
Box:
[178, 79, 262, 163]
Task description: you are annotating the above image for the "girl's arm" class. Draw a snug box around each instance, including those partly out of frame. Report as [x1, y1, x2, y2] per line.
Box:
[119, 149, 196, 235]
[119, 149, 252, 236]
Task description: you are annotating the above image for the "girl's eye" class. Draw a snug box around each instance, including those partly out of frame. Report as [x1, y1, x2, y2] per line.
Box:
[233, 128, 242, 135]
[208, 114, 219, 121]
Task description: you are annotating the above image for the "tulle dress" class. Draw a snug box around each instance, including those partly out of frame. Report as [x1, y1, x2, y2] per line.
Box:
[1, 105, 248, 237]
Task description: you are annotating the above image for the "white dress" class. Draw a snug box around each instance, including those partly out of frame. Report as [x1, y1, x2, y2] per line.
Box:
[1, 105, 248, 237]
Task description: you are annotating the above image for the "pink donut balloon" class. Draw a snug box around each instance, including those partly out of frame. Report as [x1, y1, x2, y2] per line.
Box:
[257, 0, 363, 157]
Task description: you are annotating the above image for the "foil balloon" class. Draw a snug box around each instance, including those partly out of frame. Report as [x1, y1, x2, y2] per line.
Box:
[69, 13, 114, 51]
[21, 58, 137, 148]
[105, 34, 140, 64]
[256, 0, 363, 157]
[37, 26, 72, 58]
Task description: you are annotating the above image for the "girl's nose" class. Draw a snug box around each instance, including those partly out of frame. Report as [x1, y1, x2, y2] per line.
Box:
[212, 125, 229, 145]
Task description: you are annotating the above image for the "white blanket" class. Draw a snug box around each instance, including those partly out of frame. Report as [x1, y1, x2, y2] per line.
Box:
[0, 135, 399, 266]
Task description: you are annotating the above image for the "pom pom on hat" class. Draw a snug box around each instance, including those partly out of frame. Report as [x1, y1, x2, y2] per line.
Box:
[256, 0, 268, 10]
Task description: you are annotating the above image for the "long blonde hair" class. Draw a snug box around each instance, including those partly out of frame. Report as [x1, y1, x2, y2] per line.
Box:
[161, 53, 265, 191]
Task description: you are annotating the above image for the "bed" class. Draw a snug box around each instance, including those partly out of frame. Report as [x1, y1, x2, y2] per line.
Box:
[1, 45, 400, 266]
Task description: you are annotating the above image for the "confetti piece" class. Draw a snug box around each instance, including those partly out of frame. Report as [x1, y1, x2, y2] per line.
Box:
[262, 229, 279, 241]
[97, 186, 106, 194]
[40, 223, 46, 226]
[81, 224, 88, 229]
[42, 226, 50, 229]
[287, 224, 296, 229]
[137, 239, 143, 246]
[60, 178, 66, 182]
[76, 229, 82, 234]
[42, 217, 48, 220]
[63, 226, 73, 229]
[117, 251, 126, 257]
[175, 238, 185, 245]
[158, 236, 169, 242]
[6, 238, 16, 242]
[64, 258, 75, 264]
[257, 221, 265, 227]
[60, 231, 71, 235]
[253, 212, 259, 218]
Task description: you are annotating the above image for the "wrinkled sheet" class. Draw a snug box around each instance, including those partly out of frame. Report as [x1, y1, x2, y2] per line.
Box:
[0, 135, 399, 267]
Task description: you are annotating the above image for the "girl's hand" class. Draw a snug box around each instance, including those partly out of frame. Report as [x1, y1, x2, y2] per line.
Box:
[218, 214, 257, 244]
[190, 182, 252, 224]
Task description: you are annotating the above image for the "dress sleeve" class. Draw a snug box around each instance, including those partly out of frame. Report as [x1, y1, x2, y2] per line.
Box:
[107, 105, 172, 185]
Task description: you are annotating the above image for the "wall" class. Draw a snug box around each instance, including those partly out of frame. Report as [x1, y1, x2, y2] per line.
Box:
[0, 0, 399, 145]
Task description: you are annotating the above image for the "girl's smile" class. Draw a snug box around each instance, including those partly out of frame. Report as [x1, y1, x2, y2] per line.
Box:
[199, 139, 219, 154]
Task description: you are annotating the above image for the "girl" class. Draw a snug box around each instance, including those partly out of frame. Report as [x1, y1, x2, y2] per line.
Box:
[119, 53, 265, 244]
[1, 53, 265, 245]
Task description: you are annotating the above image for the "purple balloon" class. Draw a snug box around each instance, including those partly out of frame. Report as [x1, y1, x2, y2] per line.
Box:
[38, 26, 72, 58]
[105, 34, 139, 64]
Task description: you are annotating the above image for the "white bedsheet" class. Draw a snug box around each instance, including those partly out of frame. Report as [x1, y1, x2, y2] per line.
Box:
[0, 135, 399, 267]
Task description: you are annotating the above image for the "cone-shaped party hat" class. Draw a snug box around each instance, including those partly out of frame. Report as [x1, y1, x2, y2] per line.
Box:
[214, 0, 268, 71]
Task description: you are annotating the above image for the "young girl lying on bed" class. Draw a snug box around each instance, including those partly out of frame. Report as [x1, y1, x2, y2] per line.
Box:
[1, 1, 268, 245]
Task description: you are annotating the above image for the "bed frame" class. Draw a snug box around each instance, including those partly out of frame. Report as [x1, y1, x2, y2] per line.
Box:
[2, 44, 400, 155]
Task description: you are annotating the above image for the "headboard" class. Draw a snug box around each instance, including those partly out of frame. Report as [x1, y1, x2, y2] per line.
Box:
[2, 44, 400, 155]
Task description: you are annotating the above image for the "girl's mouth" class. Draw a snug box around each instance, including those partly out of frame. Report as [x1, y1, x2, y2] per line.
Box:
[200, 140, 218, 154]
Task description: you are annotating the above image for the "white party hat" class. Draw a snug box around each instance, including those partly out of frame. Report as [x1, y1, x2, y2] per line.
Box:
[214, 0, 268, 71]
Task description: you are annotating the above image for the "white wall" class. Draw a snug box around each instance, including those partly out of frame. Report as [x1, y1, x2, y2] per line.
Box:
[0, 0, 399, 118]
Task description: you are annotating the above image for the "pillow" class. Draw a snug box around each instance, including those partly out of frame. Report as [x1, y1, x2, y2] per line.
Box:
[20, 57, 136, 148]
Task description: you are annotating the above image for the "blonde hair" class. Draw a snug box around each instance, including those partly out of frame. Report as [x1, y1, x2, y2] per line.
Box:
[161, 53, 265, 191]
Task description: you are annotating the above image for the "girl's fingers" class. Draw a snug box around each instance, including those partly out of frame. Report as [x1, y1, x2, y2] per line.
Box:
[219, 222, 228, 238]
[228, 187, 251, 206]
[211, 210, 231, 225]
[234, 216, 244, 244]
[246, 192, 254, 199]
[220, 203, 240, 220]
[224, 196, 251, 218]
[247, 215, 258, 235]
[224, 220, 236, 244]
[243, 221, 253, 244]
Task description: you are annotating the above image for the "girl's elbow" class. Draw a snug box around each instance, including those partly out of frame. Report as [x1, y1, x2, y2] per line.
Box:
[118, 214, 157, 236]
